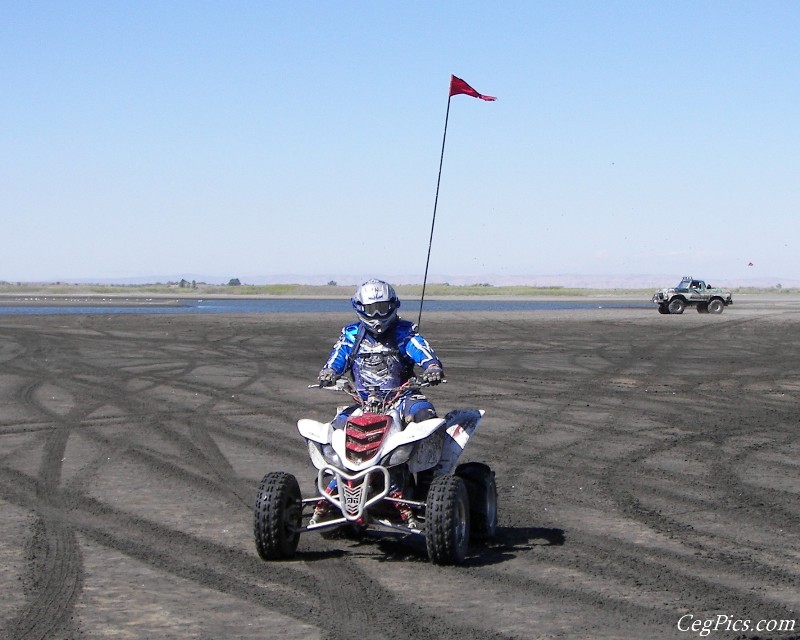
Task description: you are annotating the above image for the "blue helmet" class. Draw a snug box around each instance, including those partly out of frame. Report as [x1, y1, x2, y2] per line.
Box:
[352, 279, 400, 334]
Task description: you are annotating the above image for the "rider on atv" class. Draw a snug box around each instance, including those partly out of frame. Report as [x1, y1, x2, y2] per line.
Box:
[312, 279, 445, 527]
[317, 278, 445, 423]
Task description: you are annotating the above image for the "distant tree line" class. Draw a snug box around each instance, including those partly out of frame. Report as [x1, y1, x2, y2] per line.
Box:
[162, 278, 243, 287]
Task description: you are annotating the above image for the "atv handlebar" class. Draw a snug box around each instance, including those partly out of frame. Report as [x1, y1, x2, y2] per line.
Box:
[308, 376, 447, 413]
[307, 376, 446, 393]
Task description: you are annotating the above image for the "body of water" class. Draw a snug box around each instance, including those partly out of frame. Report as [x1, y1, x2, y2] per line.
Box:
[0, 297, 651, 316]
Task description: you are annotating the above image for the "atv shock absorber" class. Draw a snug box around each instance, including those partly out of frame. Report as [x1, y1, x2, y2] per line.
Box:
[310, 477, 337, 524]
[389, 485, 419, 529]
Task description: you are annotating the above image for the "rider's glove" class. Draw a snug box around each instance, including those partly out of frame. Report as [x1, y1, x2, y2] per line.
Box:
[318, 368, 337, 387]
[422, 364, 444, 385]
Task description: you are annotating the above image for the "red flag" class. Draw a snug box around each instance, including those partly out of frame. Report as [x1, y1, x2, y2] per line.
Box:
[449, 75, 496, 101]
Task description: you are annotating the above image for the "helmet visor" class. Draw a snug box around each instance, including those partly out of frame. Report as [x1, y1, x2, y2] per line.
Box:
[356, 300, 394, 318]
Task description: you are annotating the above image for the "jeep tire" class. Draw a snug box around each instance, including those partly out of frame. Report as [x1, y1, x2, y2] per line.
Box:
[668, 298, 686, 314]
[707, 298, 725, 314]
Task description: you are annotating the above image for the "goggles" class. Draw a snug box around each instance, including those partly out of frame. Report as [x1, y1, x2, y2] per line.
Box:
[355, 300, 395, 318]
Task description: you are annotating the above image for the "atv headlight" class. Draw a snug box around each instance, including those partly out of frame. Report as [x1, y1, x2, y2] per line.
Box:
[321, 443, 342, 467]
[383, 443, 414, 467]
[307, 441, 343, 468]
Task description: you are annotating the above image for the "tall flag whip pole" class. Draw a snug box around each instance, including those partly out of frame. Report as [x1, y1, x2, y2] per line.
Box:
[418, 75, 496, 327]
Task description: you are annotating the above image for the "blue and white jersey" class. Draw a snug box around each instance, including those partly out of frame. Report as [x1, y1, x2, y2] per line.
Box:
[323, 319, 441, 398]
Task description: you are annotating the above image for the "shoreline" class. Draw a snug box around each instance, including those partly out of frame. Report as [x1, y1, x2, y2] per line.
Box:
[0, 295, 185, 307]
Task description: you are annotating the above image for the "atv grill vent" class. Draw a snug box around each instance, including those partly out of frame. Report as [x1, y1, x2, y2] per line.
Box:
[345, 414, 391, 464]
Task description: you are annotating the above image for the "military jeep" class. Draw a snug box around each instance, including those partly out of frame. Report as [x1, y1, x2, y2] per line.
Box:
[651, 276, 733, 314]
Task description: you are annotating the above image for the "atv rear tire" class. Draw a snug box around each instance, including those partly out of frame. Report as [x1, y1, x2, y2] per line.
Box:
[425, 475, 470, 565]
[254, 472, 302, 560]
[456, 462, 498, 541]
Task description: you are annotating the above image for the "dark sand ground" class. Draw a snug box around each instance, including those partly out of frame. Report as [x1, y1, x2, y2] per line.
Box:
[1, 296, 799, 640]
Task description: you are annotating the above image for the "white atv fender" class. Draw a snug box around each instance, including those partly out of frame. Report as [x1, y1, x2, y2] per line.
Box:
[296, 414, 444, 472]
[297, 418, 334, 470]
[434, 409, 485, 475]
[297, 418, 331, 445]
[298, 409, 484, 474]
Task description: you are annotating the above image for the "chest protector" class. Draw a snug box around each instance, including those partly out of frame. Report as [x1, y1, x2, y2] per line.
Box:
[350, 331, 414, 397]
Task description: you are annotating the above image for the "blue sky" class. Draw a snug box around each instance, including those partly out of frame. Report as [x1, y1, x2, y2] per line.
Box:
[2, 1, 798, 286]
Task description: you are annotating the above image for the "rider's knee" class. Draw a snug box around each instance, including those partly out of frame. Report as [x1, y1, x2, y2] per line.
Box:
[412, 407, 437, 422]
[333, 404, 357, 429]
[407, 400, 437, 423]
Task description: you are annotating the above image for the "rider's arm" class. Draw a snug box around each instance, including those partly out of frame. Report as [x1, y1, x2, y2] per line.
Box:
[322, 324, 359, 374]
[396, 321, 442, 371]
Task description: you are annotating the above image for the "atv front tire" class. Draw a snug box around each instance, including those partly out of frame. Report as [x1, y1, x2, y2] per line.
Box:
[254, 472, 302, 560]
[425, 475, 470, 565]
